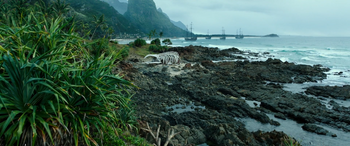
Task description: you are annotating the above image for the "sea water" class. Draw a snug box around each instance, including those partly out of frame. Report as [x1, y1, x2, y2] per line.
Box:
[169, 36, 350, 146]
[170, 36, 350, 86]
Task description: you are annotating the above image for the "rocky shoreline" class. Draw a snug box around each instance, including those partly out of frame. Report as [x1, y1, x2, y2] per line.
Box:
[119, 45, 350, 146]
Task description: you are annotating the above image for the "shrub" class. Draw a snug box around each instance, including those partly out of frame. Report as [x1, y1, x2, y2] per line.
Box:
[96, 126, 150, 146]
[0, 50, 134, 146]
[148, 45, 168, 53]
[151, 38, 161, 46]
[148, 45, 159, 52]
[162, 39, 172, 45]
[134, 38, 147, 47]
[117, 46, 130, 61]
[128, 42, 135, 47]
[110, 39, 119, 44]
[160, 46, 169, 52]
[89, 38, 110, 59]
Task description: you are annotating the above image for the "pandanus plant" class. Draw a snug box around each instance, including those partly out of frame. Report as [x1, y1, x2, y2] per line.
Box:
[0, 0, 135, 145]
[0, 52, 134, 145]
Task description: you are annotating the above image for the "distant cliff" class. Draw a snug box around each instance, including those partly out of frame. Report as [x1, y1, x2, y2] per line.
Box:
[124, 0, 187, 37]
[100, 0, 128, 14]
[171, 20, 188, 31]
[157, 8, 187, 31]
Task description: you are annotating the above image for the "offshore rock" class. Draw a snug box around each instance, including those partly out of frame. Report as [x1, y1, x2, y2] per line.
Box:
[302, 124, 337, 137]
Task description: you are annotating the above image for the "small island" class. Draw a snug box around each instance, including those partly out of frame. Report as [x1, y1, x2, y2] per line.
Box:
[263, 34, 279, 37]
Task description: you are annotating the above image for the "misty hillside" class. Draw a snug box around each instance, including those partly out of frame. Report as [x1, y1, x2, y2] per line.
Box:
[21, 0, 188, 38]
[66, 0, 139, 37]
[100, 0, 128, 14]
[158, 8, 188, 31]
[124, 0, 187, 37]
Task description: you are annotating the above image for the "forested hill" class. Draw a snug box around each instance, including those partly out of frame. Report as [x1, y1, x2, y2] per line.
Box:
[100, 0, 128, 14]
[66, 0, 140, 36]
[124, 0, 187, 37]
[10, 0, 188, 38]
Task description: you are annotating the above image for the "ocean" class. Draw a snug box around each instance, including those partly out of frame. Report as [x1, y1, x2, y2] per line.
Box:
[170, 36, 350, 86]
[169, 36, 350, 146]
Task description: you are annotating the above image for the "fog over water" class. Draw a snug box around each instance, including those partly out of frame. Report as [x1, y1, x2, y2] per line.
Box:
[152, 0, 350, 37]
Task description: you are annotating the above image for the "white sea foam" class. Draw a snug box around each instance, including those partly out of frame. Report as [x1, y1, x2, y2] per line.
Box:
[279, 57, 289, 62]
[207, 44, 234, 49]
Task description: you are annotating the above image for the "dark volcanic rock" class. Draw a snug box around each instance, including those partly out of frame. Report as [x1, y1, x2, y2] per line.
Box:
[172, 124, 206, 145]
[305, 85, 350, 100]
[169, 46, 246, 62]
[274, 113, 287, 120]
[120, 46, 346, 145]
[302, 124, 337, 137]
[253, 130, 296, 146]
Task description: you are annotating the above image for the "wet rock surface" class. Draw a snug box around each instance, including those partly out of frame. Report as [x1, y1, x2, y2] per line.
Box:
[252, 130, 298, 146]
[302, 124, 337, 137]
[119, 46, 349, 145]
[305, 85, 350, 100]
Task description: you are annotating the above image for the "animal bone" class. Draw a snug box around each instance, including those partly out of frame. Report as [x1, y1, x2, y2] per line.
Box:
[141, 122, 181, 146]
[144, 51, 180, 64]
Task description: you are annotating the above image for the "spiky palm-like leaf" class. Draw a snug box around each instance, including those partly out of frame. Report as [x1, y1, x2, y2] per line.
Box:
[0, 1, 136, 145]
[0, 54, 67, 145]
[90, 15, 106, 40]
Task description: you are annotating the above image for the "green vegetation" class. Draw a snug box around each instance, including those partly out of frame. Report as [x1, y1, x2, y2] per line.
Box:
[134, 38, 147, 47]
[118, 46, 130, 60]
[129, 44, 152, 57]
[100, 0, 128, 14]
[148, 44, 168, 53]
[147, 32, 171, 53]
[162, 39, 172, 45]
[66, 0, 140, 38]
[148, 45, 159, 52]
[124, 0, 187, 37]
[159, 31, 163, 39]
[283, 136, 302, 146]
[98, 127, 151, 146]
[146, 29, 157, 40]
[151, 38, 161, 46]
[0, 0, 144, 145]
[145, 30, 171, 53]
[90, 14, 106, 40]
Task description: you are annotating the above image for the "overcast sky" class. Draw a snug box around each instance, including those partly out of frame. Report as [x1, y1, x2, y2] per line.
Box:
[152, 0, 350, 36]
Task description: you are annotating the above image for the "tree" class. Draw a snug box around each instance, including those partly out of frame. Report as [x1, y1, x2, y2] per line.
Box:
[107, 27, 115, 39]
[151, 38, 161, 46]
[147, 32, 153, 40]
[134, 38, 146, 47]
[90, 14, 106, 40]
[151, 29, 157, 38]
[52, 0, 70, 17]
[162, 39, 172, 46]
[147, 29, 157, 40]
[159, 31, 163, 39]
